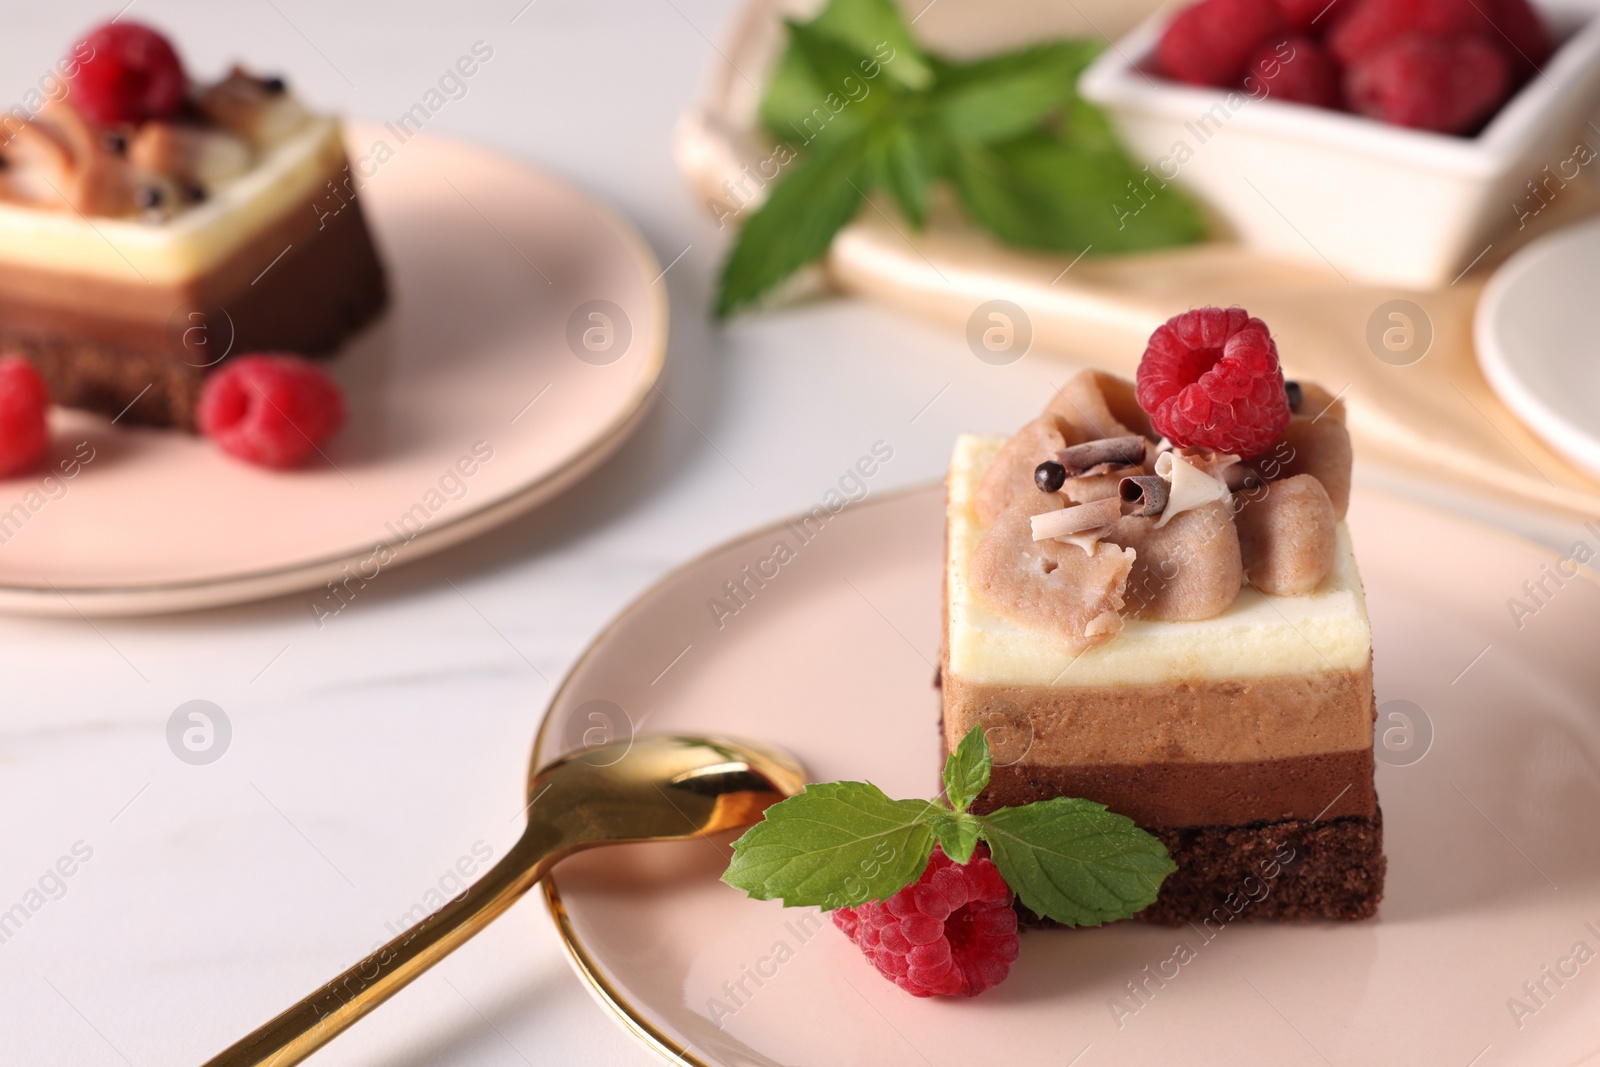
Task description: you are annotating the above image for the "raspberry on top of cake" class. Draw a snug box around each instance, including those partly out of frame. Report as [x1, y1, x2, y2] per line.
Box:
[3, 22, 316, 221]
[968, 307, 1348, 651]
[943, 306, 1383, 924]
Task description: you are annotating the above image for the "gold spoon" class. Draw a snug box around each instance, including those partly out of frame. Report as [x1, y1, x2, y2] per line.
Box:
[201, 734, 805, 1067]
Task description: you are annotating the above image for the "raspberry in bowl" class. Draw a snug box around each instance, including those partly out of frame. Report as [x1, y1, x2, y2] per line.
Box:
[1155, 0, 1550, 135]
[1079, 0, 1600, 287]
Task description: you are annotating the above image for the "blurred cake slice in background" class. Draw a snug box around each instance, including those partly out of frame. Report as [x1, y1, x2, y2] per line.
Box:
[0, 21, 386, 429]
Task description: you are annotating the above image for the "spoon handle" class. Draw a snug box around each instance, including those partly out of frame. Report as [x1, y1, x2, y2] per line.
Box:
[200, 823, 563, 1067]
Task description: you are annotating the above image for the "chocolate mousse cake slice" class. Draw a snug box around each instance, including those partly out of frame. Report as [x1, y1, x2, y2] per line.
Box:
[0, 22, 386, 429]
[942, 315, 1383, 925]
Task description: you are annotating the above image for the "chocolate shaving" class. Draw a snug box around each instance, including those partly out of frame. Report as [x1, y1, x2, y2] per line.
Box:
[1030, 496, 1122, 541]
[1153, 453, 1231, 528]
[1119, 475, 1168, 517]
[1160, 443, 1244, 481]
[1054, 435, 1148, 477]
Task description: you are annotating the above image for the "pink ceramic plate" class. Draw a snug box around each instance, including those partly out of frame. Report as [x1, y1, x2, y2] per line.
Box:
[0, 126, 664, 616]
[536, 485, 1600, 1067]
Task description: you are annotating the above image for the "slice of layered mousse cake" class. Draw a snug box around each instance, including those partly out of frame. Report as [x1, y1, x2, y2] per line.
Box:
[941, 309, 1383, 924]
[0, 21, 386, 429]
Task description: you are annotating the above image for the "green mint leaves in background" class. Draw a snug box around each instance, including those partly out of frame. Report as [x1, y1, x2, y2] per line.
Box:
[722, 726, 1176, 926]
[714, 0, 1207, 317]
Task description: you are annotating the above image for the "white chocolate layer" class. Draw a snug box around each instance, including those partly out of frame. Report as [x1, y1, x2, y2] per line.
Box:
[0, 116, 344, 286]
[948, 434, 1371, 688]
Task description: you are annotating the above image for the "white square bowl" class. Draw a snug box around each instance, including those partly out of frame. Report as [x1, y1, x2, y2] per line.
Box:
[1079, 3, 1600, 287]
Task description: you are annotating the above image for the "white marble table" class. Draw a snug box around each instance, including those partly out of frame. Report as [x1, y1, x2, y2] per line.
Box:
[1, 3, 1593, 1066]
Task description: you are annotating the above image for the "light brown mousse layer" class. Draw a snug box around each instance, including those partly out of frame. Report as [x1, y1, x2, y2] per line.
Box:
[941, 646, 1377, 827]
[0, 152, 385, 429]
[942, 663, 1374, 765]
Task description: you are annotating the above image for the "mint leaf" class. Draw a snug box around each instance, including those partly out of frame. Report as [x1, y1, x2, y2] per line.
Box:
[977, 798, 1176, 927]
[715, 128, 871, 317]
[806, 0, 931, 91]
[950, 134, 1207, 254]
[930, 40, 1101, 92]
[760, 45, 860, 143]
[723, 782, 938, 909]
[784, 17, 873, 88]
[727, 1, 1209, 316]
[1059, 95, 1122, 155]
[931, 42, 1100, 145]
[783, 19, 895, 122]
[872, 121, 930, 227]
[942, 724, 991, 812]
[759, 0, 929, 140]
[928, 810, 983, 864]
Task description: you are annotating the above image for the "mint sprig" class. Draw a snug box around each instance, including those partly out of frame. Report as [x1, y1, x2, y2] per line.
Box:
[981, 798, 1175, 927]
[941, 720, 991, 812]
[715, 0, 1206, 316]
[721, 781, 938, 910]
[716, 129, 873, 320]
[723, 726, 1176, 927]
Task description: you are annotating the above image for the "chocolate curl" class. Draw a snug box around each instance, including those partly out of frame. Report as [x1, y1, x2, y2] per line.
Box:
[1119, 475, 1169, 517]
[1054, 435, 1148, 477]
[1160, 442, 1244, 481]
[1152, 453, 1231, 528]
[1029, 496, 1122, 541]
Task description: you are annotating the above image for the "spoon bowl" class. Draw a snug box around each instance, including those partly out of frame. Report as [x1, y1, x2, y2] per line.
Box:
[202, 734, 804, 1067]
[525, 735, 806, 853]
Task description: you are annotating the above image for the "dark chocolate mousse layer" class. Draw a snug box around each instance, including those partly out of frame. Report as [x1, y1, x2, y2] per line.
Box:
[1, 194, 386, 430]
[975, 748, 1376, 828]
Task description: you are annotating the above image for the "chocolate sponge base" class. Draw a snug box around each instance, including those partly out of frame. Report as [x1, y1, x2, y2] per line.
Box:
[1018, 811, 1385, 928]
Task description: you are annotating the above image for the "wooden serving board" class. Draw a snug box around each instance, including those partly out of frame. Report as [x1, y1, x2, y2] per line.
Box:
[678, 0, 1600, 518]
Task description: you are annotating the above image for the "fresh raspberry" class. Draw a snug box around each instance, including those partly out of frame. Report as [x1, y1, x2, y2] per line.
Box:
[1157, 0, 1284, 87]
[1345, 34, 1510, 133]
[0, 356, 50, 478]
[69, 22, 188, 126]
[831, 846, 1019, 998]
[197, 355, 346, 470]
[1273, 0, 1332, 32]
[1488, 0, 1552, 78]
[1326, 0, 1491, 65]
[1246, 35, 1342, 108]
[1137, 307, 1290, 459]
